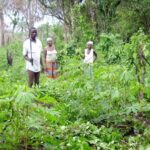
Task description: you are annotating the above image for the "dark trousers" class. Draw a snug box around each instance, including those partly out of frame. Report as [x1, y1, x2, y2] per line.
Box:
[28, 70, 40, 88]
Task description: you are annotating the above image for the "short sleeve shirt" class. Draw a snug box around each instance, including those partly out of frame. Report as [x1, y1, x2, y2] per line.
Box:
[23, 38, 42, 72]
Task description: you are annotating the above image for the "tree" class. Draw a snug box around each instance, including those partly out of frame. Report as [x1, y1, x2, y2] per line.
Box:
[6, 0, 44, 33]
[19, 0, 44, 30]
[0, 0, 7, 46]
[112, 0, 150, 40]
[5, 0, 20, 34]
[39, 0, 79, 32]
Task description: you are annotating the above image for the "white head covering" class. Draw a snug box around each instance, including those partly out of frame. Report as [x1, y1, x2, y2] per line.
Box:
[47, 37, 53, 42]
[87, 41, 93, 45]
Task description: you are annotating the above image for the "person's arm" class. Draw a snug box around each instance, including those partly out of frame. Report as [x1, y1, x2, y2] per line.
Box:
[93, 50, 97, 62]
[39, 41, 45, 72]
[41, 48, 47, 67]
[44, 48, 47, 64]
[24, 54, 33, 62]
[23, 41, 33, 63]
[40, 53, 44, 72]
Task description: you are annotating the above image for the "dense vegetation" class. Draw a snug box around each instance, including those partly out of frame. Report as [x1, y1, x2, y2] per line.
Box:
[0, 29, 150, 149]
[0, 0, 150, 149]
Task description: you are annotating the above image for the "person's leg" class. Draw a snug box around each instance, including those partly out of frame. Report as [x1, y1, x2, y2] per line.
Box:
[28, 70, 34, 88]
[89, 65, 93, 78]
[34, 72, 40, 86]
[87, 65, 91, 77]
[47, 62, 53, 78]
[53, 62, 58, 78]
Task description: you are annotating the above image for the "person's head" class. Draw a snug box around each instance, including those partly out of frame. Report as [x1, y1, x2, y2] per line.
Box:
[29, 27, 37, 40]
[87, 41, 93, 49]
[47, 37, 53, 46]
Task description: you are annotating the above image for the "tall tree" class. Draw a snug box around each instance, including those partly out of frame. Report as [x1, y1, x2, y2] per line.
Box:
[0, 0, 7, 46]
[6, 0, 44, 33]
[39, 0, 79, 32]
[20, 0, 44, 30]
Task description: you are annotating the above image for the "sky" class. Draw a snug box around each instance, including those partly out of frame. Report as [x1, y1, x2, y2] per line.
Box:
[34, 15, 59, 28]
[4, 15, 59, 30]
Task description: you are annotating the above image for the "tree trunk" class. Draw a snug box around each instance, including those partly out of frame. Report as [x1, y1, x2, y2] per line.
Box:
[0, 10, 5, 46]
[28, 0, 34, 29]
[7, 50, 13, 66]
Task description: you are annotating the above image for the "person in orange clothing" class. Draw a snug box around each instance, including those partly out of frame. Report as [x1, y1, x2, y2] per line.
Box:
[44, 38, 58, 79]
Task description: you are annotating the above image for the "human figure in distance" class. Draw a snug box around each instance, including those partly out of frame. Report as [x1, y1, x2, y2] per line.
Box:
[44, 37, 58, 79]
[23, 27, 43, 87]
[83, 41, 97, 77]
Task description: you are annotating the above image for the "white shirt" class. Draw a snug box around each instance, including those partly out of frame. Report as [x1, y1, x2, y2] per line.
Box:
[23, 38, 42, 72]
[84, 49, 94, 64]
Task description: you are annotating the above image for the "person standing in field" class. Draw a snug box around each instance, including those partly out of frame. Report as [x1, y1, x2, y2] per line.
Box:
[44, 38, 58, 79]
[83, 41, 97, 77]
[23, 27, 43, 88]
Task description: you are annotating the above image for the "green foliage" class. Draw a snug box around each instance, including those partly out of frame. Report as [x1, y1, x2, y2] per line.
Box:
[124, 29, 150, 64]
[96, 33, 123, 64]
[1, 29, 150, 149]
[72, 4, 96, 47]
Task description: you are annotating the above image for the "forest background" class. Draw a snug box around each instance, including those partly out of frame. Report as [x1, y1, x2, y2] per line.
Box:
[0, 0, 150, 149]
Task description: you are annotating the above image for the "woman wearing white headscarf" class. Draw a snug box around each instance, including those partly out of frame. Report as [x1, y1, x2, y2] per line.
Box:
[44, 38, 58, 78]
[84, 41, 97, 77]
